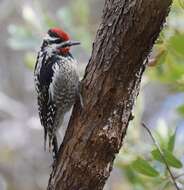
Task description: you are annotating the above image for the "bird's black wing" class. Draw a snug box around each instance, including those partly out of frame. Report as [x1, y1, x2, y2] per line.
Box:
[35, 53, 59, 155]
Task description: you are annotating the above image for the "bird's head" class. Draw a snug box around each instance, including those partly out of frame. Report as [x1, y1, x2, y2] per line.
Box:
[43, 27, 80, 54]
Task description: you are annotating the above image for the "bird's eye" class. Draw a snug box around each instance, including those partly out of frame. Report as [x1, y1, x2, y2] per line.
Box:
[43, 41, 49, 46]
[49, 39, 63, 44]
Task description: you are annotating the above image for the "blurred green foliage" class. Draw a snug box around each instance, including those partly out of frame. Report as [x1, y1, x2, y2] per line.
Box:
[132, 157, 159, 177]
[177, 104, 184, 116]
[116, 122, 183, 189]
[7, 0, 184, 189]
[148, 0, 184, 90]
[116, 1, 184, 189]
[7, 0, 93, 69]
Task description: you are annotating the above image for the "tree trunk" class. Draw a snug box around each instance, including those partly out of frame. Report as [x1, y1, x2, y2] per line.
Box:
[47, 0, 172, 189]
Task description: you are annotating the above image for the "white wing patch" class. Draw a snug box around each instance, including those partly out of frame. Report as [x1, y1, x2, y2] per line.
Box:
[34, 51, 44, 93]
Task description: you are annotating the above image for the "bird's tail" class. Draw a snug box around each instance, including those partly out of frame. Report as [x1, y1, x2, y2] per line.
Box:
[44, 127, 47, 151]
[44, 128, 58, 159]
[52, 135, 58, 159]
[47, 133, 58, 160]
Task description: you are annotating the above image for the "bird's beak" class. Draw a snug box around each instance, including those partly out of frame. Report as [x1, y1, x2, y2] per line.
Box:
[68, 41, 81, 46]
[58, 40, 80, 48]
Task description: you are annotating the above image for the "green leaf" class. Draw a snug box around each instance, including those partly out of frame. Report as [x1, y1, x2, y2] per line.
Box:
[123, 166, 146, 187]
[177, 104, 184, 117]
[167, 131, 176, 152]
[169, 34, 184, 56]
[151, 149, 182, 169]
[132, 157, 159, 177]
[154, 119, 169, 150]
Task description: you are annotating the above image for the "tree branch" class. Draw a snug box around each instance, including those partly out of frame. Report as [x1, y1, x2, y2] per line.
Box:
[47, 0, 172, 189]
[142, 123, 180, 190]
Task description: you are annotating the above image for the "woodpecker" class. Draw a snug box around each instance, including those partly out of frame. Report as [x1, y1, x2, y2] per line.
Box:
[34, 27, 80, 158]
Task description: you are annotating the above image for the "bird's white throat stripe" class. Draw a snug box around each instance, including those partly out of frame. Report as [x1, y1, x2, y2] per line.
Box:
[44, 34, 58, 41]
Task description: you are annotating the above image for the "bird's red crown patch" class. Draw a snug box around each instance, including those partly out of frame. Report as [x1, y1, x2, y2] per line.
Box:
[50, 27, 70, 41]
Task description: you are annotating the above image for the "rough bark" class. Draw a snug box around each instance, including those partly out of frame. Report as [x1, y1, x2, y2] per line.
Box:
[47, 0, 172, 190]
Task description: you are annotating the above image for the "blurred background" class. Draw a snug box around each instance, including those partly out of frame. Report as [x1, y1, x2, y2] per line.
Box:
[0, 0, 184, 190]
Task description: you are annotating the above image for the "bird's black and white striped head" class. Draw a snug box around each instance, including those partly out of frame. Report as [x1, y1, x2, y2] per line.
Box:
[42, 27, 80, 55]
